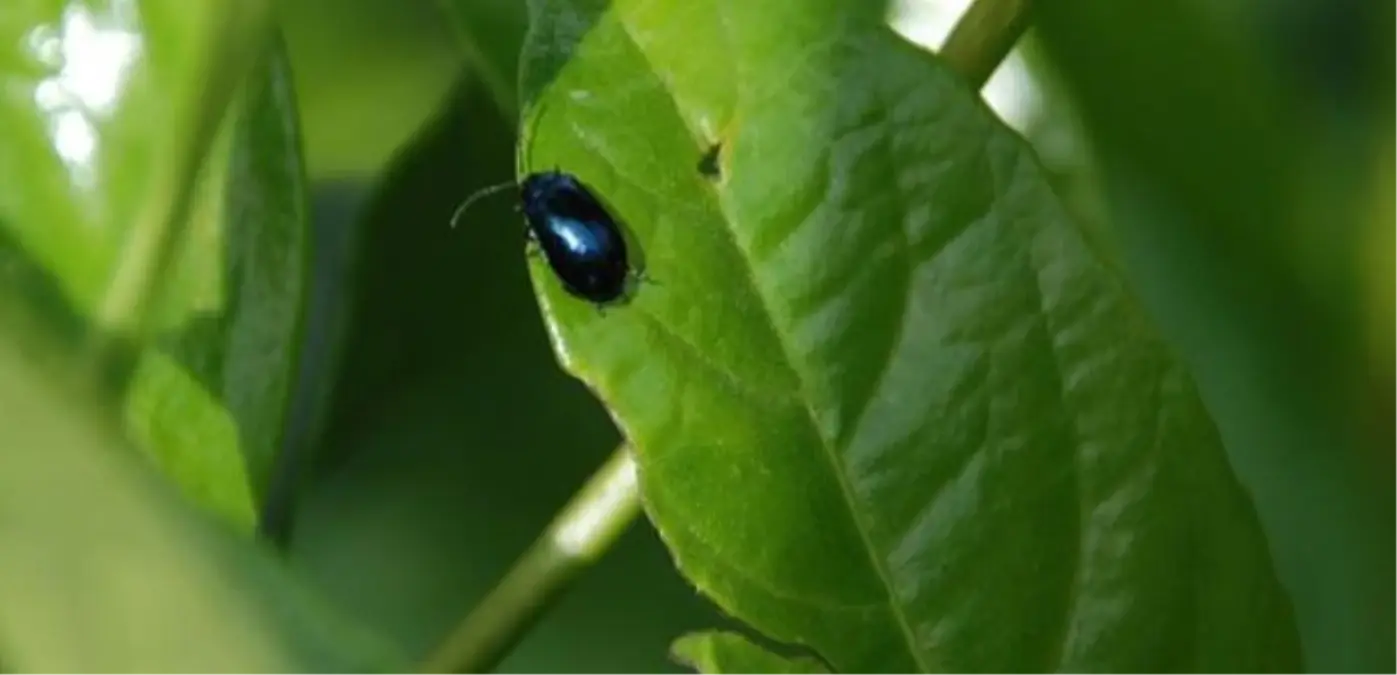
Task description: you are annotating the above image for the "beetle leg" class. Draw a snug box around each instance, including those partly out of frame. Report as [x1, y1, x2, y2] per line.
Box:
[523, 226, 544, 258]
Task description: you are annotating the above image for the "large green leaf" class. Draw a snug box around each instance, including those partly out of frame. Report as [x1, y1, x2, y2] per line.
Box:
[0, 2, 311, 530]
[0, 309, 401, 672]
[517, 0, 1301, 670]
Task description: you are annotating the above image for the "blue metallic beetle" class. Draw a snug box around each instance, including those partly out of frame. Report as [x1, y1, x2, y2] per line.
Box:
[451, 170, 642, 306]
[520, 171, 632, 304]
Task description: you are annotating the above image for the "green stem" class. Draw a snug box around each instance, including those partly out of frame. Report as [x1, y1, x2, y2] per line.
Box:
[420, 447, 642, 674]
[939, 0, 1035, 89]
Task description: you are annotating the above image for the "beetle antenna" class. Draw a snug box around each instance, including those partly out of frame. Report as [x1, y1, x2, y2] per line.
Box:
[449, 181, 518, 228]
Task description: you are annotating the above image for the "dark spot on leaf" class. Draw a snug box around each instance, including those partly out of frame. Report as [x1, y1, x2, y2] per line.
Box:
[698, 142, 722, 180]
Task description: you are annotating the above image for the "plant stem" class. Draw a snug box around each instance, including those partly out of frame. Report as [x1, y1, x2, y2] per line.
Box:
[418, 1, 1037, 669]
[939, 0, 1035, 89]
[420, 447, 642, 674]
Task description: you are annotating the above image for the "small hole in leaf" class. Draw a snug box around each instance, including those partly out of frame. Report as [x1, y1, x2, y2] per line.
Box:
[697, 142, 722, 180]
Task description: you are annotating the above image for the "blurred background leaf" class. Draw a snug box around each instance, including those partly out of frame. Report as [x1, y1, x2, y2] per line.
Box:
[278, 0, 460, 179]
[129, 36, 315, 532]
[437, 0, 529, 115]
[1030, 0, 1395, 670]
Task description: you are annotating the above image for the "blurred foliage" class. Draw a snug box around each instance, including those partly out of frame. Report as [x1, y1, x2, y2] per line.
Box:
[0, 1, 309, 531]
[1031, 0, 1395, 670]
[278, 0, 460, 178]
[0, 0, 1389, 672]
[439, 0, 529, 114]
[0, 308, 401, 672]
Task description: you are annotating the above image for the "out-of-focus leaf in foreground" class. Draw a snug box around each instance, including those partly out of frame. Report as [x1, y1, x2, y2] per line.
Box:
[0, 318, 401, 672]
[0, 2, 312, 529]
[671, 632, 828, 674]
[518, 0, 1302, 671]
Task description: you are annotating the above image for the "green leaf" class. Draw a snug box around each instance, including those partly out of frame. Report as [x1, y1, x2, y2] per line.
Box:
[0, 312, 402, 672]
[130, 36, 312, 529]
[518, 0, 1301, 671]
[672, 632, 827, 674]
[1037, 0, 1295, 266]
[0, 3, 311, 529]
